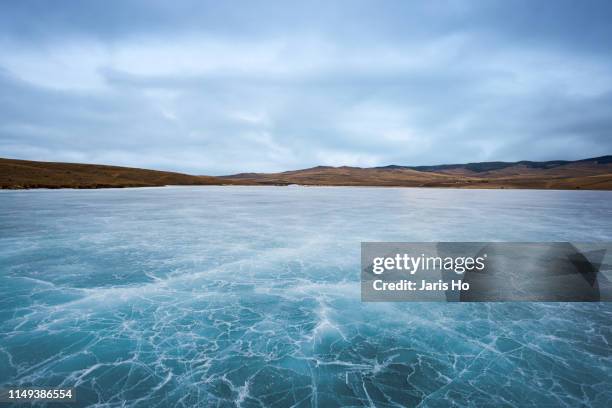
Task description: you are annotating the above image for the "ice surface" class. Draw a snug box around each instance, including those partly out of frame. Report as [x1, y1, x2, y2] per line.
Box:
[1, 186, 611, 407]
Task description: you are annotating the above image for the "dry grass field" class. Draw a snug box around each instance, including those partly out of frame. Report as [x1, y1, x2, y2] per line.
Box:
[2, 156, 611, 190]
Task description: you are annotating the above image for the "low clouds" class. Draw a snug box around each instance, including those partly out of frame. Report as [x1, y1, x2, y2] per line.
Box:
[1, 1, 611, 174]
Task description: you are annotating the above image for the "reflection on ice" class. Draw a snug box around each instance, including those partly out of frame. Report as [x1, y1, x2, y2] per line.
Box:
[1, 186, 612, 407]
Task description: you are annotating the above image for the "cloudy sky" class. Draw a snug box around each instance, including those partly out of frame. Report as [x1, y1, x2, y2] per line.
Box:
[1, 0, 611, 174]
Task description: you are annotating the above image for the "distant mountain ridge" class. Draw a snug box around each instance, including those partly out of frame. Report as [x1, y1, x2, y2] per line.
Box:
[378, 155, 612, 173]
[221, 155, 612, 190]
[2, 155, 611, 190]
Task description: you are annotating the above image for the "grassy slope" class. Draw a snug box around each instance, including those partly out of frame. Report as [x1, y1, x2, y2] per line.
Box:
[0, 158, 230, 189]
[2, 156, 612, 190]
[222, 160, 612, 190]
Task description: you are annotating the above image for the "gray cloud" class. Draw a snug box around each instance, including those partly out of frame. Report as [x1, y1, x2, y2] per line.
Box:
[1, 0, 612, 174]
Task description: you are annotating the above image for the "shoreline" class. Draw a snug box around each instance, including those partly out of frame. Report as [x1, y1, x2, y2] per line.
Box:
[3, 156, 611, 191]
[2, 184, 611, 192]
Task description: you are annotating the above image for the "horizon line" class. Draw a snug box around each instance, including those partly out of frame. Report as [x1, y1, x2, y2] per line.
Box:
[1, 154, 611, 176]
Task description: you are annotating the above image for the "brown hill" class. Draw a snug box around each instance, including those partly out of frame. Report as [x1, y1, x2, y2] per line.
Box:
[0, 158, 230, 189]
[2, 156, 611, 190]
[224, 166, 457, 186]
[222, 156, 612, 190]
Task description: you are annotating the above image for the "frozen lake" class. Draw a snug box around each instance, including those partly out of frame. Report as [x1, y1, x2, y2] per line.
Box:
[1, 186, 611, 407]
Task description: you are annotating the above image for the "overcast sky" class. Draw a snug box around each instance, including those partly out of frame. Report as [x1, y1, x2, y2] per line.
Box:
[1, 0, 611, 174]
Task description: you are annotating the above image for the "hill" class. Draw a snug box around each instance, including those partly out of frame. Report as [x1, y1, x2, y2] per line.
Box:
[0, 158, 230, 189]
[2, 156, 611, 190]
[221, 156, 612, 190]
